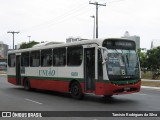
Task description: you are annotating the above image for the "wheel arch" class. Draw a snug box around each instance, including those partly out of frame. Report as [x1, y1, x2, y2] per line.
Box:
[69, 79, 84, 99]
[69, 79, 80, 92]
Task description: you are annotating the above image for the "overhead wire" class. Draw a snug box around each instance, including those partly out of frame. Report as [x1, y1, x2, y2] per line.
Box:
[21, 1, 89, 32]
[1, 1, 95, 44]
[1, 0, 127, 44]
[21, 0, 107, 33]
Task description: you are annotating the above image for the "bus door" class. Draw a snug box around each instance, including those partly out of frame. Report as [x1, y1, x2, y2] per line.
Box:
[84, 48, 95, 91]
[16, 55, 21, 85]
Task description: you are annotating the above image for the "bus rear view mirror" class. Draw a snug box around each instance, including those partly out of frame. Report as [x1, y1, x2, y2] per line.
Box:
[98, 46, 108, 64]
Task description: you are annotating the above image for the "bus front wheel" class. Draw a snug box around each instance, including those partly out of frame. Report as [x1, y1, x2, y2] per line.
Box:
[24, 79, 31, 91]
[70, 82, 83, 99]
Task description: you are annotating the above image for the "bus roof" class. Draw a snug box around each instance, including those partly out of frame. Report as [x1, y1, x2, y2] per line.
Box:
[8, 38, 134, 54]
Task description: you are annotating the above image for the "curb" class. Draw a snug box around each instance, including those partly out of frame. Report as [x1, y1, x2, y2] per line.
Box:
[141, 86, 160, 89]
[0, 74, 7, 76]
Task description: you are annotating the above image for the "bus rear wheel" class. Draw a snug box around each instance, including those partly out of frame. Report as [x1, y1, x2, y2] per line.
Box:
[70, 82, 83, 99]
[24, 79, 31, 91]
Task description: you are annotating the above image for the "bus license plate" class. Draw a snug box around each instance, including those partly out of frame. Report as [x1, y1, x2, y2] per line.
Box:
[124, 88, 130, 91]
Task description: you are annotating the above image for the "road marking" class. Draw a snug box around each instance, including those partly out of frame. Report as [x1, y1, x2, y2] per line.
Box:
[25, 98, 43, 104]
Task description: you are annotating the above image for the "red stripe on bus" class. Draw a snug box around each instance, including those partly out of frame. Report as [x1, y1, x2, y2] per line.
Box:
[8, 77, 85, 93]
[30, 79, 85, 93]
[8, 77, 17, 85]
[95, 81, 141, 95]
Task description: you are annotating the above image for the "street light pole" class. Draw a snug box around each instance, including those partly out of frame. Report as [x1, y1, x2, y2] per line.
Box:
[28, 36, 31, 42]
[90, 15, 95, 39]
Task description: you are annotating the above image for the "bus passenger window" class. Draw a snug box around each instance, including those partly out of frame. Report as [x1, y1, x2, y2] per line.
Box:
[8, 54, 15, 67]
[67, 46, 83, 66]
[21, 52, 29, 67]
[53, 48, 66, 66]
[30, 51, 40, 67]
[41, 49, 52, 67]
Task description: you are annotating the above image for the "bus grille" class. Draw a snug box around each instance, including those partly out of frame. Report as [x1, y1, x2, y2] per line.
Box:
[113, 88, 138, 93]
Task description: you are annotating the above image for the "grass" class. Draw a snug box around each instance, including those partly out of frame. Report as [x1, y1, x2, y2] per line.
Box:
[141, 71, 154, 79]
[141, 71, 160, 80]
[141, 71, 160, 87]
[141, 81, 160, 87]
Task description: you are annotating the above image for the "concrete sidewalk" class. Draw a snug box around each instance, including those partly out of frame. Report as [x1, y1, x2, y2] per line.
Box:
[141, 86, 160, 89]
[0, 71, 7, 76]
[142, 79, 160, 82]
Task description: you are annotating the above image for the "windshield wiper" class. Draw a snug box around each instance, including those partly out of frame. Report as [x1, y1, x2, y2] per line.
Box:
[126, 54, 129, 67]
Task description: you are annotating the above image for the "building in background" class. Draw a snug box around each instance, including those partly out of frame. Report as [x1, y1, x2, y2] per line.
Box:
[122, 31, 140, 50]
[0, 41, 8, 58]
[150, 39, 160, 49]
[66, 37, 83, 43]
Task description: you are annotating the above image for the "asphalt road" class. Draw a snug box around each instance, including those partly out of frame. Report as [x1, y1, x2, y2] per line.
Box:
[0, 75, 160, 120]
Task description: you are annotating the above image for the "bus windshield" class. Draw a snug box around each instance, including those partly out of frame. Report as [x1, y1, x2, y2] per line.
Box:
[106, 49, 140, 80]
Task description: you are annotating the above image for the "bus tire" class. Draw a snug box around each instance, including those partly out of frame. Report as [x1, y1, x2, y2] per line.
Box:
[24, 79, 31, 91]
[70, 82, 83, 99]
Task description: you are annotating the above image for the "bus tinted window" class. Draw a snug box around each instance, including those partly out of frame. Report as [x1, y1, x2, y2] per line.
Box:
[8, 54, 15, 67]
[41, 49, 52, 67]
[21, 52, 29, 67]
[53, 48, 66, 66]
[30, 51, 40, 67]
[67, 46, 83, 66]
[98, 50, 103, 80]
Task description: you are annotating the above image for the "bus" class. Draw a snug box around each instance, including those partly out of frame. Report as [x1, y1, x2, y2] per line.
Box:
[7, 38, 141, 99]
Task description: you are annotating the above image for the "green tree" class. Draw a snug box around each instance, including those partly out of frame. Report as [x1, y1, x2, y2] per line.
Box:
[19, 41, 39, 49]
[139, 52, 148, 75]
[146, 47, 160, 79]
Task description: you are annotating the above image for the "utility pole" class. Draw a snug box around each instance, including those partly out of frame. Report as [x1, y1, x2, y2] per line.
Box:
[90, 15, 95, 39]
[7, 31, 19, 49]
[89, 1, 106, 38]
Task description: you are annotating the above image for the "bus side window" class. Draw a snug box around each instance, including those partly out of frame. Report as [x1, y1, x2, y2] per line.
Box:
[53, 48, 66, 66]
[67, 46, 83, 66]
[53, 55, 60, 66]
[21, 52, 29, 67]
[30, 51, 40, 67]
[8, 54, 16, 67]
[41, 49, 52, 67]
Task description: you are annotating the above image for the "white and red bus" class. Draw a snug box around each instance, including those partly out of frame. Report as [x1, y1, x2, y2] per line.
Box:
[7, 38, 141, 99]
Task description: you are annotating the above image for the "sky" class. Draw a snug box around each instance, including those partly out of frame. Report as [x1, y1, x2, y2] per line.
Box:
[0, 0, 160, 49]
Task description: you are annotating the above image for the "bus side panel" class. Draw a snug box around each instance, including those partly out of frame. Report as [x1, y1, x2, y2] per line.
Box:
[8, 76, 17, 85]
[30, 79, 69, 92]
[95, 81, 141, 95]
[80, 82, 85, 93]
[30, 79, 85, 93]
[7, 67, 17, 85]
